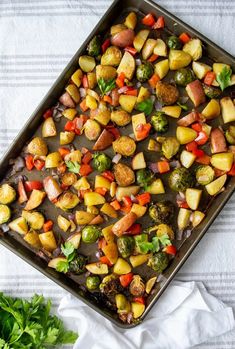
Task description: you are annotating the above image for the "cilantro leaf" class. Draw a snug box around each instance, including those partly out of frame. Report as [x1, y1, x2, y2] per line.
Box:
[56, 260, 69, 273]
[136, 98, 154, 116]
[177, 101, 188, 111]
[216, 66, 232, 91]
[98, 78, 116, 96]
[151, 237, 160, 252]
[61, 242, 76, 262]
[158, 234, 171, 247]
[65, 160, 80, 174]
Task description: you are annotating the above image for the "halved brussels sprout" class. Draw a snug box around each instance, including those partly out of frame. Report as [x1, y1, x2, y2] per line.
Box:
[0, 184, 16, 204]
[55, 192, 79, 211]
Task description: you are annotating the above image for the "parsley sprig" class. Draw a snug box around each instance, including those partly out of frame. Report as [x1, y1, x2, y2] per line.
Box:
[65, 160, 80, 174]
[135, 234, 171, 254]
[216, 66, 232, 91]
[98, 78, 116, 96]
[135, 98, 154, 116]
[56, 242, 76, 273]
[0, 293, 78, 348]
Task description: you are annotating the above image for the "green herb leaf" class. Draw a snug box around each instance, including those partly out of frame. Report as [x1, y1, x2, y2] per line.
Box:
[98, 78, 116, 96]
[56, 260, 69, 273]
[151, 236, 160, 252]
[177, 101, 188, 111]
[216, 66, 232, 91]
[61, 242, 76, 262]
[159, 234, 171, 247]
[136, 98, 154, 116]
[65, 160, 80, 174]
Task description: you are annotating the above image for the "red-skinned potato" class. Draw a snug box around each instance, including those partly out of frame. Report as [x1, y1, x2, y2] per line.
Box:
[59, 91, 76, 108]
[185, 80, 206, 107]
[177, 111, 200, 126]
[112, 212, 137, 237]
[111, 88, 120, 107]
[43, 176, 62, 201]
[111, 29, 135, 48]
[92, 129, 115, 150]
[210, 128, 227, 154]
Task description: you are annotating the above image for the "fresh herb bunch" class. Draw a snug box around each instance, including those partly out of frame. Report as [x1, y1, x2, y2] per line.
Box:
[135, 234, 171, 254]
[56, 242, 76, 273]
[216, 66, 232, 91]
[65, 160, 80, 174]
[98, 78, 116, 96]
[0, 292, 78, 348]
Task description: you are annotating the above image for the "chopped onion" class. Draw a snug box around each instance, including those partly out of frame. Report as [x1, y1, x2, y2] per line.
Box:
[135, 59, 141, 66]
[85, 271, 91, 278]
[127, 312, 133, 324]
[176, 229, 184, 241]
[9, 156, 25, 173]
[52, 247, 61, 258]
[179, 191, 185, 199]
[112, 153, 122, 164]
[79, 87, 87, 98]
[130, 194, 138, 203]
[150, 95, 156, 103]
[155, 100, 163, 110]
[118, 86, 129, 94]
[1, 224, 9, 233]
[53, 110, 63, 122]
[179, 96, 189, 104]
[69, 144, 76, 151]
[190, 212, 194, 223]
[184, 229, 192, 238]
[149, 162, 159, 173]
[68, 213, 75, 221]
[170, 160, 181, 168]
[95, 251, 102, 259]
[128, 133, 135, 139]
[136, 82, 141, 88]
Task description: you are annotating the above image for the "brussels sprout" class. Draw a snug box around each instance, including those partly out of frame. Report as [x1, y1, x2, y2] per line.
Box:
[69, 254, 87, 274]
[136, 62, 154, 82]
[87, 35, 101, 57]
[82, 225, 101, 243]
[86, 275, 100, 290]
[99, 274, 120, 295]
[148, 201, 175, 224]
[0, 184, 16, 204]
[117, 236, 135, 258]
[55, 191, 79, 211]
[129, 275, 145, 296]
[168, 167, 195, 192]
[167, 35, 182, 50]
[161, 137, 180, 159]
[93, 152, 112, 172]
[196, 165, 215, 185]
[151, 112, 169, 133]
[136, 168, 154, 187]
[225, 126, 235, 145]
[147, 252, 169, 273]
[202, 84, 221, 99]
[0, 204, 11, 224]
[156, 81, 179, 106]
[174, 68, 195, 87]
[156, 224, 175, 240]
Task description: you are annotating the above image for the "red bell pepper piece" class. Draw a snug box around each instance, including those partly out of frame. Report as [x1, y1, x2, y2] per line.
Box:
[192, 148, 205, 158]
[186, 141, 198, 152]
[157, 161, 170, 174]
[135, 123, 151, 141]
[124, 46, 137, 56]
[152, 16, 165, 29]
[148, 73, 160, 88]
[122, 196, 132, 207]
[191, 123, 202, 132]
[119, 273, 133, 287]
[25, 154, 34, 171]
[43, 108, 53, 119]
[95, 187, 107, 196]
[204, 71, 216, 86]
[125, 89, 138, 96]
[98, 237, 107, 250]
[195, 154, 211, 165]
[228, 164, 235, 176]
[79, 164, 92, 176]
[195, 131, 209, 145]
[82, 75, 89, 88]
[176, 199, 189, 209]
[110, 200, 121, 211]
[102, 38, 111, 53]
[142, 13, 155, 26]
[18, 180, 28, 204]
[99, 255, 113, 266]
[102, 170, 115, 182]
[116, 72, 125, 88]
[57, 163, 67, 174]
[133, 297, 145, 305]
[179, 32, 191, 44]
[103, 95, 113, 104]
[126, 223, 141, 235]
[163, 245, 177, 256]
[58, 147, 70, 158]
[34, 159, 45, 171]
[148, 54, 158, 62]
[79, 99, 88, 112]
[214, 168, 226, 177]
[82, 151, 92, 164]
[64, 120, 75, 132]
[43, 220, 53, 233]
[136, 192, 151, 206]
[24, 181, 43, 192]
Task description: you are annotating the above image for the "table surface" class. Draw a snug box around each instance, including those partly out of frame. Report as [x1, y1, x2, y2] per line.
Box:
[0, 0, 234, 348]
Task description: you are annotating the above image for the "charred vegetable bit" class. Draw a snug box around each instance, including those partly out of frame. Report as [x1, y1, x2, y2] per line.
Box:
[2, 9, 234, 325]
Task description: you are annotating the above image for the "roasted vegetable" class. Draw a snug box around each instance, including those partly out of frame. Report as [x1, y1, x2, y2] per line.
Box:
[82, 225, 101, 243]
[167, 35, 182, 50]
[220, 97, 235, 124]
[156, 224, 175, 240]
[117, 236, 135, 258]
[210, 128, 227, 154]
[186, 80, 206, 107]
[111, 29, 135, 48]
[154, 59, 169, 79]
[168, 167, 195, 192]
[101, 46, 122, 66]
[0, 204, 11, 224]
[43, 176, 62, 202]
[205, 174, 227, 196]
[148, 201, 175, 224]
[133, 29, 150, 52]
[192, 61, 212, 80]
[87, 35, 101, 57]
[45, 152, 62, 168]
[69, 254, 87, 274]
[27, 137, 48, 156]
[93, 129, 114, 151]
[202, 99, 220, 119]
[129, 275, 145, 296]
[161, 137, 180, 159]
[117, 51, 136, 80]
[136, 62, 154, 82]
[84, 119, 101, 141]
[155, 81, 179, 105]
[24, 190, 46, 211]
[86, 275, 100, 290]
[39, 231, 57, 252]
[113, 258, 131, 275]
[112, 212, 137, 237]
[42, 117, 57, 138]
[169, 49, 192, 70]
[84, 192, 105, 206]
[115, 185, 140, 201]
[176, 126, 197, 144]
[114, 163, 135, 187]
[225, 126, 235, 145]
[96, 65, 117, 81]
[55, 191, 79, 211]
[151, 112, 169, 133]
[24, 230, 41, 249]
[111, 109, 131, 127]
[0, 184, 16, 204]
[203, 84, 221, 99]
[22, 210, 44, 230]
[136, 168, 154, 187]
[79, 55, 96, 73]
[183, 38, 202, 61]
[100, 274, 120, 295]
[112, 136, 136, 156]
[147, 252, 169, 273]
[93, 152, 112, 172]
[174, 68, 195, 87]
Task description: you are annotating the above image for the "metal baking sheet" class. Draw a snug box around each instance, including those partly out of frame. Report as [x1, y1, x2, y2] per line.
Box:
[0, 0, 234, 328]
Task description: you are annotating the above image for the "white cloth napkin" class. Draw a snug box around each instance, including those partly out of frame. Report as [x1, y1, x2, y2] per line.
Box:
[58, 281, 234, 349]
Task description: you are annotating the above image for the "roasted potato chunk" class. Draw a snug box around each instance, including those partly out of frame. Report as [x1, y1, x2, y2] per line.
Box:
[27, 137, 48, 156]
[156, 81, 179, 105]
[114, 163, 135, 187]
[101, 46, 122, 66]
[111, 109, 131, 126]
[113, 136, 136, 156]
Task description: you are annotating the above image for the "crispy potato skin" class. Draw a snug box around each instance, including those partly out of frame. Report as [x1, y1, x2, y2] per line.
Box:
[156, 81, 179, 105]
[111, 109, 131, 127]
[211, 128, 227, 154]
[111, 29, 135, 48]
[112, 212, 137, 237]
[114, 163, 135, 187]
[113, 136, 136, 156]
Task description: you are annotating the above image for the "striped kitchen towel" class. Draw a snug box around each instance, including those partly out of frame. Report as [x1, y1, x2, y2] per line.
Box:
[0, 1, 235, 348]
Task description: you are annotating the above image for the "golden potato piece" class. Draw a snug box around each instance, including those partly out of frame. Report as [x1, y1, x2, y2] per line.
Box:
[114, 163, 135, 187]
[112, 136, 136, 156]
[111, 109, 131, 126]
[27, 137, 48, 156]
